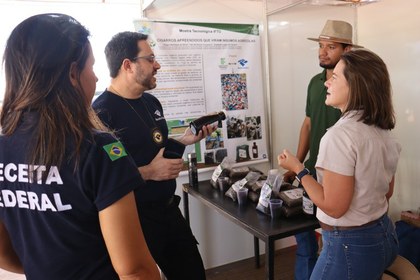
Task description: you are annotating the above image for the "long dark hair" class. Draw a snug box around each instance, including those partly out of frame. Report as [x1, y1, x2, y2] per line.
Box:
[1, 13, 106, 169]
[341, 49, 396, 129]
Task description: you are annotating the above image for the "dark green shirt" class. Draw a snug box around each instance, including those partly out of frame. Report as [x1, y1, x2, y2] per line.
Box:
[305, 69, 342, 175]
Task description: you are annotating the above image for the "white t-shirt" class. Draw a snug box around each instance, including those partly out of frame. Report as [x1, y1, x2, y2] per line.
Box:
[316, 111, 401, 226]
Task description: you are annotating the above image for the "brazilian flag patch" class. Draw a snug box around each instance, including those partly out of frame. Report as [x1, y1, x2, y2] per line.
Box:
[103, 141, 128, 161]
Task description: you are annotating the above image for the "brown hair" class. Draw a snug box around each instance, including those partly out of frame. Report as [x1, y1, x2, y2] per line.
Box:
[341, 49, 395, 129]
[2, 13, 107, 169]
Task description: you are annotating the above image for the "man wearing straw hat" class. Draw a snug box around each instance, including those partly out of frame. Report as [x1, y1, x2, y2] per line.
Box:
[282, 19, 362, 280]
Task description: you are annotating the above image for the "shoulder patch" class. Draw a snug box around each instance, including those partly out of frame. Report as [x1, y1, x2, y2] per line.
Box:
[103, 141, 128, 161]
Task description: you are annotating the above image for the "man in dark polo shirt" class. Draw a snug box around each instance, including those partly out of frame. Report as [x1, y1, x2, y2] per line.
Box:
[93, 31, 214, 280]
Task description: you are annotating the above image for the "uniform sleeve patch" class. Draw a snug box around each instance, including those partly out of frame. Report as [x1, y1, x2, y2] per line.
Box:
[103, 141, 128, 161]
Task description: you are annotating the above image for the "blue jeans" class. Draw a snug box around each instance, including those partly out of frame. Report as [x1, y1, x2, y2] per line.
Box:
[295, 231, 318, 280]
[310, 215, 398, 280]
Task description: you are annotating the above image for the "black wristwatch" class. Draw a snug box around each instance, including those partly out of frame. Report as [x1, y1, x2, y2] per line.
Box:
[295, 168, 311, 184]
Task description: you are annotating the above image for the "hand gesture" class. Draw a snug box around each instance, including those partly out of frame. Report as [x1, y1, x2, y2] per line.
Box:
[278, 149, 304, 175]
[139, 149, 184, 181]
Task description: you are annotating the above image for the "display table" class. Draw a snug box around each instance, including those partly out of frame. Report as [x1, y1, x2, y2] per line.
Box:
[182, 180, 319, 280]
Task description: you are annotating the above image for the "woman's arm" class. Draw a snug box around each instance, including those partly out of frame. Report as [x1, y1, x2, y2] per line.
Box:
[99, 192, 160, 280]
[301, 168, 354, 218]
[0, 222, 24, 274]
[278, 149, 354, 218]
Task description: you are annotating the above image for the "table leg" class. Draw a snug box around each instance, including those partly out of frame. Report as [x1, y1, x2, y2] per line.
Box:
[254, 236, 260, 268]
[265, 238, 275, 280]
[182, 189, 190, 225]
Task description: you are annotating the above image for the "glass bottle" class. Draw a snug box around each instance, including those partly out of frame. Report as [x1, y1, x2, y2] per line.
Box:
[252, 142, 258, 158]
[189, 111, 226, 135]
[302, 189, 316, 217]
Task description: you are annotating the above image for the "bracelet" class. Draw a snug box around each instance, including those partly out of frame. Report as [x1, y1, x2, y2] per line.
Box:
[295, 168, 311, 183]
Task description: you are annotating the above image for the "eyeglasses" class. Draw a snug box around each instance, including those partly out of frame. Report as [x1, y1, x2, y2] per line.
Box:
[131, 54, 156, 63]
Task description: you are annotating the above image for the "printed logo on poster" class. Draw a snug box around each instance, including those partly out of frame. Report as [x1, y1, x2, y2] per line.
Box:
[219, 57, 228, 69]
[238, 58, 249, 69]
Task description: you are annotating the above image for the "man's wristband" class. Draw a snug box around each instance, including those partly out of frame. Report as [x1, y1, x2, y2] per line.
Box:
[295, 168, 311, 184]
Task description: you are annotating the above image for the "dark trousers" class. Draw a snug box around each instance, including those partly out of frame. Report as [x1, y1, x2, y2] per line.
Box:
[138, 195, 206, 280]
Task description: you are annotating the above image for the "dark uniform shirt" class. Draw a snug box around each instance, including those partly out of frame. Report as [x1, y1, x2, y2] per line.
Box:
[93, 91, 174, 202]
[0, 112, 142, 280]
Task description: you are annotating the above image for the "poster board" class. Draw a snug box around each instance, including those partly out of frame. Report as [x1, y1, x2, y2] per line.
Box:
[134, 20, 268, 166]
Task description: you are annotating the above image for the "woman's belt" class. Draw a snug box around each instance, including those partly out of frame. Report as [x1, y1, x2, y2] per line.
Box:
[319, 217, 381, 231]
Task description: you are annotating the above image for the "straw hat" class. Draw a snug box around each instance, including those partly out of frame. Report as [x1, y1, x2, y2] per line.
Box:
[308, 19, 363, 48]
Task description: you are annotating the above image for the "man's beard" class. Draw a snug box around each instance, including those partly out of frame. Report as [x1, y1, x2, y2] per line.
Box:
[137, 74, 157, 91]
[144, 80, 156, 90]
[320, 62, 336, 70]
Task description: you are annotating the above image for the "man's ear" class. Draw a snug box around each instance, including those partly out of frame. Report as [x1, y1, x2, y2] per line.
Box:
[121, 58, 134, 73]
[69, 62, 79, 87]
